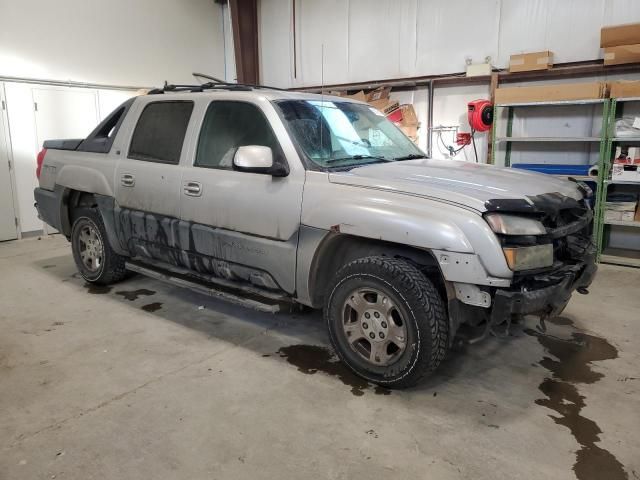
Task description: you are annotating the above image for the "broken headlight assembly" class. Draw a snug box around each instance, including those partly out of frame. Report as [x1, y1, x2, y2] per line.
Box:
[484, 213, 553, 271]
[502, 244, 553, 271]
[484, 213, 546, 236]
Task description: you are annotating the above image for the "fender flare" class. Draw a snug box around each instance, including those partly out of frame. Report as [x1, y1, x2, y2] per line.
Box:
[56, 164, 114, 198]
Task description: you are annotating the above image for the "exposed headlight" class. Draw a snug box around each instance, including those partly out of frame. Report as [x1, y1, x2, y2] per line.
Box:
[503, 244, 553, 271]
[485, 213, 546, 236]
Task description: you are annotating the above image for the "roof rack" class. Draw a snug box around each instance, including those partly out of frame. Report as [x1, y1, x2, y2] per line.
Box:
[147, 80, 287, 95]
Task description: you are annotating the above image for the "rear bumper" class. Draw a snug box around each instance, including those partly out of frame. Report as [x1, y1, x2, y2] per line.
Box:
[489, 247, 597, 324]
[34, 187, 63, 231]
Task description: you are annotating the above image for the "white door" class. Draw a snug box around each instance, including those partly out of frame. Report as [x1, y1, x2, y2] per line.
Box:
[0, 84, 18, 241]
[32, 87, 99, 233]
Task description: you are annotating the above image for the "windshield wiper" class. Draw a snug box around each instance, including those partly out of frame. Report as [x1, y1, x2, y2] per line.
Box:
[392, 154, 427, 161]
[324, 155, 390, 165]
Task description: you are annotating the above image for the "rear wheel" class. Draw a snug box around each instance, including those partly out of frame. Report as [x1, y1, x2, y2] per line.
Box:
[325, 256, 448, 389]
[71, 207, 127, 285]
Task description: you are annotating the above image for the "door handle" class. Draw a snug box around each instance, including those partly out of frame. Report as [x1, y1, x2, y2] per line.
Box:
[121, 174, 135, 187]
[183, 181, 202, 197]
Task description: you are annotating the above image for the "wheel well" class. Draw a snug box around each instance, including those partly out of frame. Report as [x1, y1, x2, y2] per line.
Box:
[308, 234, 445, 308]
[60, 189, 97, 236]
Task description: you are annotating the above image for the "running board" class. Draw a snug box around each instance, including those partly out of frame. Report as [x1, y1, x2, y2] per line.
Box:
[125, 261, 288, 313]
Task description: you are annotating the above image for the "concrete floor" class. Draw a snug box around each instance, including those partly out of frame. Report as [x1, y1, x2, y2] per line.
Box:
[1, 235, 638, 480]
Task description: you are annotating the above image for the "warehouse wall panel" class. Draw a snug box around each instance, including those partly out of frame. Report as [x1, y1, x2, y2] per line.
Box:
[261, 0, 640, 88]
[296, 0, 350, 86]
[0, 0, 228, 87]
[416, 0, 500, 77]
[348, 0, 418, 83]
[259, 0, 293, 87]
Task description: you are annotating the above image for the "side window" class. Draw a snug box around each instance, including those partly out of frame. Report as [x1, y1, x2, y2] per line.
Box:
[129, 101, 194, 164]
[195, 101, 281, 169]
[77, 98, 134, 154]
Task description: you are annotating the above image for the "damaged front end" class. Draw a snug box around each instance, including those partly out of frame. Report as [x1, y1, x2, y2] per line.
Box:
[456, 190, 598, 342]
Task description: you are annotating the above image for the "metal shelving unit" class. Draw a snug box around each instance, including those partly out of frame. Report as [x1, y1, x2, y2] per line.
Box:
[495, 137, 601, 143]
[491, 99, 609, 171]
[599, 251, 640, 268]
[595, 97, 640, 268]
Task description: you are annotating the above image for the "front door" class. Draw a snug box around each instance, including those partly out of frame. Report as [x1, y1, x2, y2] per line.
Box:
[114, 100, 194, 262]
[179, 100, 304, 294]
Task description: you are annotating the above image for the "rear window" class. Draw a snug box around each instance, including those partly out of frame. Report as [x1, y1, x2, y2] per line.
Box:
[128, 101, 193, 164]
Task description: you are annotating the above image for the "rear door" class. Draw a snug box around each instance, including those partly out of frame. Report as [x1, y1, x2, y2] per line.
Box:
[179, 99, 305, 293]
[114, 99, 194, 262]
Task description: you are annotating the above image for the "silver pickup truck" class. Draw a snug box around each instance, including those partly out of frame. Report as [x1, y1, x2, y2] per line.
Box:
[34, 83, 597, 388]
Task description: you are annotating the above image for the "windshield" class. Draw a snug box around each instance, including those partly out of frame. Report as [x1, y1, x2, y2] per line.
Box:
[275, 99, 426, 168]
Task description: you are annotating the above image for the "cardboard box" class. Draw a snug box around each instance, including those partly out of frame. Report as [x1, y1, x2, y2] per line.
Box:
[610, 80, 640, 98]
[605, 200, 637, 211]
[601, 22, 640, 48]
[345, 91, 367, 102]
[614, 146, 640, 162]
[621, 211, 636, 222]
[365, 87, 391, 102]
[605, 210, 623, 221]
[398, 124, 418, 143]
[636, 205, 640, 222]
[612, 163, 640, 182]
[604, 44, 640, 66]
[399, 104, 418, 126]
[494, 82, 608, 104]
[399, 124, 418, 137]
[509, 51, 553, 73]
[369, 98, 399, 115]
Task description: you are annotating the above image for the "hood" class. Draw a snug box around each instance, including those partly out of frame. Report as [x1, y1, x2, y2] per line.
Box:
[328, 159, 585, 212]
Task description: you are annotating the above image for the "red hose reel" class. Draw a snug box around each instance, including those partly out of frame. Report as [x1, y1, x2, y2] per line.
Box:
[467, 99, 493, 132]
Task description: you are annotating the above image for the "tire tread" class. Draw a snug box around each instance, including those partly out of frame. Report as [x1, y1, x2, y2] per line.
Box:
[71, 207, 127, 285]
[325, 256, 448, 388]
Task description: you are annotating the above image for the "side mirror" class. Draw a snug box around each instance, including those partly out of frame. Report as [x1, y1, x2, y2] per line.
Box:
[233, 145, 288, 177]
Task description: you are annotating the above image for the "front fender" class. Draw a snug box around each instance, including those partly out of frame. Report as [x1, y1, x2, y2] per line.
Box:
[301, 172, 512, 279]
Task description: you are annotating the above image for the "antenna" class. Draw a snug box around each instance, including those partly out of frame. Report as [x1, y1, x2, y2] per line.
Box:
[192, 72, 226, 84]
[320, 43, 325, 162]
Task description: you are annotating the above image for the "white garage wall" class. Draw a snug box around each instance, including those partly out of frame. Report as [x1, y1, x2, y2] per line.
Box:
[0, 0, 229, 87]
[0, 0, 232, 235]
[260, 0, 640, 89]
[3, 82, 139, 233]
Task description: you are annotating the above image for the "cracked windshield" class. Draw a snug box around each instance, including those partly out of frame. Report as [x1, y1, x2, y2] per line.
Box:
[276, 99, 425, 168]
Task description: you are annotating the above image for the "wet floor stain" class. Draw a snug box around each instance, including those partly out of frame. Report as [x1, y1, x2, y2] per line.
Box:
[115, 289, 156, 301]
[141, 302, 163, 313]
[84, 283, 112, 294]
[526, 319, 627, 480]
[276, 344, 391, 396]
[547, 316, 574, 326]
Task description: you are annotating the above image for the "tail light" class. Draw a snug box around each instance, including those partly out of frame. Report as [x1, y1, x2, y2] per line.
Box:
[36, 148, 47, 179]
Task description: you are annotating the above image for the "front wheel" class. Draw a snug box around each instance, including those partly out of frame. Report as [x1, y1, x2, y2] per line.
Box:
[71, 207, 127, 285]
[324, 256, 448, 389]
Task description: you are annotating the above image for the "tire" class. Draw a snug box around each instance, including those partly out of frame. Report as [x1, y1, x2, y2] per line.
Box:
[324, 256, 448, 389]
[71, 207, 127, 285]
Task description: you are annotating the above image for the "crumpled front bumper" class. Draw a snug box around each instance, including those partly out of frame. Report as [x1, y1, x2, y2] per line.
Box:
[489, 247, 597, 324]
